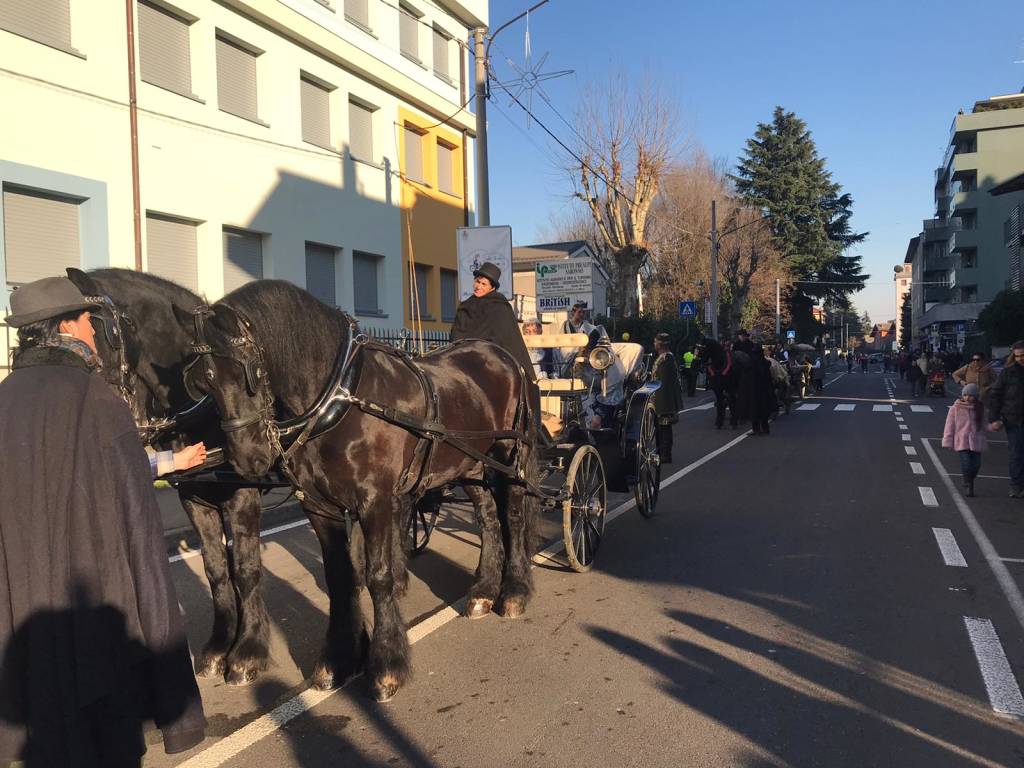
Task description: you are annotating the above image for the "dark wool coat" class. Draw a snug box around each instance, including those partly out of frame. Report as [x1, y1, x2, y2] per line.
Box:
[748, 357, 779, 421]
[0, 347, 204, 766]
[652, 352, 683, 420]
[450, 291, 536, 382]
[987, 360, 1024, 426]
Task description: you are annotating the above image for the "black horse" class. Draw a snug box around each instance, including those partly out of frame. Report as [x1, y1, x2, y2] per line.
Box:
[173, 280, 540, 701]
[697, 339, 750, 429]
[66, 268, 274, 686]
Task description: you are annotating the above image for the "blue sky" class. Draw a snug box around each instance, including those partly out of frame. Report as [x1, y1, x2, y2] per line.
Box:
[484, 0, 1024, 324]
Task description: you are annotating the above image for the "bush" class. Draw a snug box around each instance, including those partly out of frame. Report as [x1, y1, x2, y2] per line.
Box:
[977, 289, 1024, 346]
[595, 315, 706, 354]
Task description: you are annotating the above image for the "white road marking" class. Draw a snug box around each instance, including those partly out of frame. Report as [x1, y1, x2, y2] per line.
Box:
[834, 404, 855, 411]
[905, 447, 917, 456]
[797, 404, 821, 411]
[919, 487, 938, 507]
[931, 528, 968, 567]
[896, 416, 904, 421]
[169, 519, 310, 564]
[873, 404, 893, 412]
[910, 405, 934, 413]
[679, 401, 715, 413]
[1001, 558, 1024, 564]
[946, 473, 1011, 480]
[901, 437, 912, 444]
[963, 617, 1024, 717]
[178, 431, 754, 767]
[900, 425, 909, 431]
[921, 438, 1024, 634]
[910, 462, 925, 475]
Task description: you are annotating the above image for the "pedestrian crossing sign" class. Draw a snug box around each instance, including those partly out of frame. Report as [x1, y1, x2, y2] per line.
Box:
[678, 301, 697, 318]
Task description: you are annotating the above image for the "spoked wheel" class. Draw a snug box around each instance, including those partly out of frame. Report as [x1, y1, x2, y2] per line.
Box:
[634, 401, 661, 518]
[403, 495, 440, 555]
[562, 445, 607, 573]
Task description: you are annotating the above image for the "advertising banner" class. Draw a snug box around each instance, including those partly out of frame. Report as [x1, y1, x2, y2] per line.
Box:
[456, 226, 513, 301]
[535, 258, 594, 312]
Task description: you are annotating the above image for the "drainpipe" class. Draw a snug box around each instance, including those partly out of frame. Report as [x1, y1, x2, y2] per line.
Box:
[125, 0, 143, 271]
[461, 129, 469, 226]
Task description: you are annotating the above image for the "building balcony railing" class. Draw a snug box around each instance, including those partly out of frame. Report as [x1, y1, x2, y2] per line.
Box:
[925, 285, 950, 303]
[948, 228, 976, 253]
[924, 253, 952, 272]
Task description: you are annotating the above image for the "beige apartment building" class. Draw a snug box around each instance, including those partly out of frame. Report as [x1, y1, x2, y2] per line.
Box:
[1, 0, 486, 374]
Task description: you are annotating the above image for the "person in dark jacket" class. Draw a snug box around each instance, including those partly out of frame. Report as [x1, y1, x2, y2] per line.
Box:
[987, 340, 1024, 498]
[652, 333, 683, 463]
[0, 277, 205, 767]
[749, 343, 779, 435]
[450, 262, 535, 382]
[732, 329, 755, 356]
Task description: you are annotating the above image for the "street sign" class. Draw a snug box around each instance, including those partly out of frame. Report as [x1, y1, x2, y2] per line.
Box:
[678, 301, 697, 319]
[786, 328, 796, 340]
[956, 332, 966, 350]
[955, 323, 965, 333]
[704, 300, 712, 322]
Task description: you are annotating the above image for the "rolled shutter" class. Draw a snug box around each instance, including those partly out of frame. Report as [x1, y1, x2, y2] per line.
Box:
[138, 1, 192, 95]
[348, 101, 373, 161]
[305, 243, 336, 306]
[432, 27, 449, 79]
[222, 228, 262, 294]
[216, 36, 259, 122]
[2, 187, 81, 285]
[440, 269, 457, 321]
[300, 77, 331, 148]
[0, 0, 72, 50]
[399, 4, 417, 59]
[344, 0, 369, 28]
[403, 126, 423, 182]
[146, 214, 198, 292]
[353, 252, 379, 313]
[413, 263, 430, 316]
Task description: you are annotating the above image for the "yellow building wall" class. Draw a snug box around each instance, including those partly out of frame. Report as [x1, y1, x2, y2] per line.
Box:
[398, 108, 466, 332]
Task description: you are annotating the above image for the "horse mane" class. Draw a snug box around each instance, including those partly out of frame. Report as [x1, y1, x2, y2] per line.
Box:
[219, 280, 350, 415]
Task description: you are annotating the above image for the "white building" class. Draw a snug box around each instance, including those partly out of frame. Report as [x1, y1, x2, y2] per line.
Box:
[0, 0, 485, 363]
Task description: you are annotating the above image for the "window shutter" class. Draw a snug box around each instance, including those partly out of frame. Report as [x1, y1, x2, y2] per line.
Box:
[441, 269, 457, 321]
[216, 36, 259, 122]
[412, 263, 430, 316]
[399, 4, 418, 60]
[432, 27, 449, 79]
[305, 243, 337, 306]
[348, 101, 373, 161]
[0, 0, 72, 50]
[344, 0, 369, 28]
[353, 252, 379, 313]
[222, 228, 262, 294]
[138, 1, 192, 95]
[2, 187, 81, 285]
[436, 143, 454, 194]
[146, 214, 198, 292]
[403, 126, 423, 182]
[300, 77, 331, 148]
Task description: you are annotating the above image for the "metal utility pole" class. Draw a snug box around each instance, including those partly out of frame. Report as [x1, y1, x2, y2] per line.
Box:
[710, 200, 719, 340]
[775, 278, 781, 339]
[473, 27, 489, 226]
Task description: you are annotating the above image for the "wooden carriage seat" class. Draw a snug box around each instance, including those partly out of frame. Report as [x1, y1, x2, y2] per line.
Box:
[522, 332, 589, 435]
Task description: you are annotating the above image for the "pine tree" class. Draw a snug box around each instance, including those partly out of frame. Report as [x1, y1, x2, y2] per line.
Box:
[900, 290, 913, 349]
[731, 107, 869, 335]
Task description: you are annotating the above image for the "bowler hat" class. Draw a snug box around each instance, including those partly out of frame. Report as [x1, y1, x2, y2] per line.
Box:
[4, 276, 101, 328]
[473, 262, 501, 289]
[654, 332, 671, 345]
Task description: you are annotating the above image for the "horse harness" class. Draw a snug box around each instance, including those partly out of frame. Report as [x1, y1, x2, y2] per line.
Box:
[184, 305, 538, 520]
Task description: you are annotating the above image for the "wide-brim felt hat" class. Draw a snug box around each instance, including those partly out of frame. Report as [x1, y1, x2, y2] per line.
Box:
[472, 261, 501, 289]
[4, 276, 101, 327]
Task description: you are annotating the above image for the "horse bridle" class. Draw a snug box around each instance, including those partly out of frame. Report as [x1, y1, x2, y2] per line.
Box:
[84, 294, 137, 413]
[184, 305, 280, 449]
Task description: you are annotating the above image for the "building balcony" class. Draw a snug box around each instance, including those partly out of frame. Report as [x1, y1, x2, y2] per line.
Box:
[948, 227, 977, 253]
[924, 253, 952, 272]
[924, 285, 950, 303]
[933, 196, 950, 218]
[935, 165, 948, 188]
[950, 188, 980, 214]
[951, 152, 978, 178]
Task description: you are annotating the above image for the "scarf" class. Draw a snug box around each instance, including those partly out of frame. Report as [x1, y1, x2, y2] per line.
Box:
[45, 334, 103, 372]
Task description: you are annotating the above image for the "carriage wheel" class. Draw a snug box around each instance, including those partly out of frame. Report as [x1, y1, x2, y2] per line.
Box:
[634, 401, 661, 518]
[404, 497, 440, 555]
[562, 445, 607, 573]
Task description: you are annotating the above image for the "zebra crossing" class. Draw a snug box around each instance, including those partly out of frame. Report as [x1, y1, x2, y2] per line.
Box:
[794, 402, 936, 413]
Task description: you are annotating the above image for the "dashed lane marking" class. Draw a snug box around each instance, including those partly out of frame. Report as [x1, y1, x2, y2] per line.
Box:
[910, 462, 925, 475]
[902, 435, 912, 442]
[833, 404, 855, 411]
[905, 447, 917, 456]
[919, 486, 938, 507]
[900, 424, 909, 430]
[921, 438, 1024, 634]
[796, 404, 820, 411]
[932, 528, 968, 567]
[911, 405, 935, 413]
[873, 404, 894, 412]
[963, 617, 1024, 717]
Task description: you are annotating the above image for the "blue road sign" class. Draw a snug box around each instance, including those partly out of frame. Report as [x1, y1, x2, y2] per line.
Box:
[955, 323, 965, 333]
[786, 328, 796, 340]
[678, 301, 697, 319]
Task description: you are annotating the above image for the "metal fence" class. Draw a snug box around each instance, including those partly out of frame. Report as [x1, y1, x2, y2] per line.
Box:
[362, 326, 450, 355]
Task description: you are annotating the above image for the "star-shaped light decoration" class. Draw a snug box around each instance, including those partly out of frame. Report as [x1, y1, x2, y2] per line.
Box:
[490, 12, 572, 128]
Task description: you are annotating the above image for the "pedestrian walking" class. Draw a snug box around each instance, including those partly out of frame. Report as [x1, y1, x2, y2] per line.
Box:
[942, 383, 988, 497]
[907, 356, 922, 397]
[749, 343, 778, 435]
[681, 346, 698, 397]
[915, 351, 929, 396]
[0, 277, 205, 767]
[953, 352, 996, 403]
[987, 341, 1024, 498]
[846, 352, 853, 373]
[812, 357, 825, 392]
[652, 333, 683, 463]
[860, 354, 868, 373]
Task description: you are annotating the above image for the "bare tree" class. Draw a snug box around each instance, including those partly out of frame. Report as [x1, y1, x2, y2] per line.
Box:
[570, 75, 679, 316]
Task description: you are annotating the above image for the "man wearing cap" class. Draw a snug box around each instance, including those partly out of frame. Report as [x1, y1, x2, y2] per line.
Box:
[652, 333, 683, 463]
[987, 340, 1024, 498]
[733, 329, 755, 357]
[450, 261, 535, 381]
[0, 277, 205, 766]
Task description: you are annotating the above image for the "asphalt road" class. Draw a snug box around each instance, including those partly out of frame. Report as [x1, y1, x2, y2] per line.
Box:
[148, 368, 1024, 767]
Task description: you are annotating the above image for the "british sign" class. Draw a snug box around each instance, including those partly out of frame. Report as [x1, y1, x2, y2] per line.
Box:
[535, 258, 594, 312]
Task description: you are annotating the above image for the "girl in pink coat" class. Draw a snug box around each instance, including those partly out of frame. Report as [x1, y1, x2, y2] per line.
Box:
[942, 383, 987, 496]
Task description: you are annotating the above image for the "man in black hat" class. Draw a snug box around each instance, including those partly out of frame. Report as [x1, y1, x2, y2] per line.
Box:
[0, 277, 205, 766]
[733, 329, 755, 356]
[652, 332, 683, 463]
[450, 261, 535, 381]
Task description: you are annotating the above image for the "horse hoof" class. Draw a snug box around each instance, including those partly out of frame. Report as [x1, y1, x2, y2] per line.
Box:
[498, 596, 527, 619]
[371, 674, 402, 703]
[195, 654, 226, 679]
[464, 598, 494, 619]
[225, 664, 258, 687]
